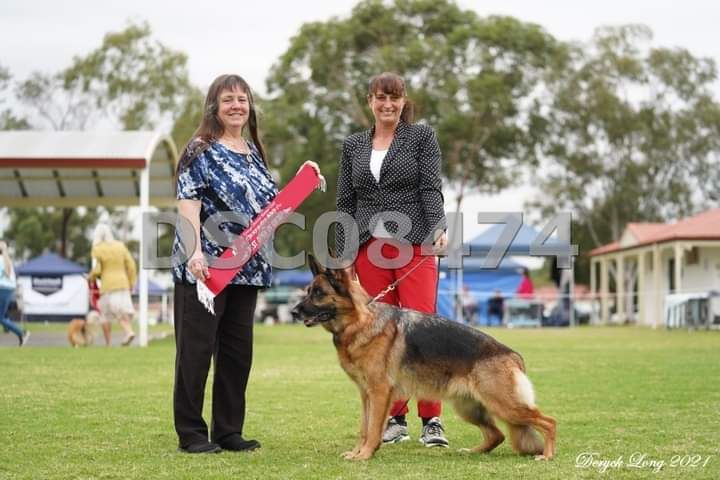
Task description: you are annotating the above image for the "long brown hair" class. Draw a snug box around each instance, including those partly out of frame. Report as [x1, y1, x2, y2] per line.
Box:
[176, 74, 267, 176]
[367, 72, 415, 123]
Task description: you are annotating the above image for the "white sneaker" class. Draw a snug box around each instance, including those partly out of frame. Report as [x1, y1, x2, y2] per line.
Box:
[419, 417, 449, 448]
[382, 417, 410, 444]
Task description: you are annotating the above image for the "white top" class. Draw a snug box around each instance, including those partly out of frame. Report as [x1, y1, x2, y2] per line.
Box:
[369, 148, 388, 181]
[369, 149, 392, 238]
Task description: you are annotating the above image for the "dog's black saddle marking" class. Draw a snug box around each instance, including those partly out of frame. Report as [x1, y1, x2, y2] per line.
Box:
[399, 311, 514, 366]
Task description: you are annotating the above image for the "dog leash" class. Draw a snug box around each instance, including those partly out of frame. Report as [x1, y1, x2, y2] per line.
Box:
[366, 255, 437, 421]
[368, 255, 433, 305]
[366, 252, 441, 422]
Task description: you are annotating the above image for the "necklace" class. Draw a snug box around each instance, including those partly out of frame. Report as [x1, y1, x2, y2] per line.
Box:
[219, 136, 250, 154]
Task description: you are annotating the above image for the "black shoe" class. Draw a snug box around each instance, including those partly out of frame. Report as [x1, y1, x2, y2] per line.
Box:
[217, 434, 261, 452]
[178, 441, 222, 454]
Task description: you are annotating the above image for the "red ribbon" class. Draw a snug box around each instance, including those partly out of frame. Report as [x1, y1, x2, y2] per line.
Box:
[202, 164, 321, 297]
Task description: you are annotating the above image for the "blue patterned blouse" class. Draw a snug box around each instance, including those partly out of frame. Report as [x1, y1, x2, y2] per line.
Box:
[172, 139, 278, 287]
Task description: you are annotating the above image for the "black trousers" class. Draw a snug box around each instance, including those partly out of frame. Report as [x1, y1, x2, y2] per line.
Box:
[173, 282, 258, 447]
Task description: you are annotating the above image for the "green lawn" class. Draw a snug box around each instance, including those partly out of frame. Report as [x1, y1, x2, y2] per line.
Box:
[10, 321, 175, 336]
[1, 326, 718, 479]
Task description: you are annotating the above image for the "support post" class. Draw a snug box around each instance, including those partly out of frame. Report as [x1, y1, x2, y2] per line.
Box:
[616, 255, 625, 322]
[138, 166, 150, 347]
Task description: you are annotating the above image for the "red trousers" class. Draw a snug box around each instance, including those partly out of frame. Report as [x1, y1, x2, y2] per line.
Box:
[354, 238, 442, 419]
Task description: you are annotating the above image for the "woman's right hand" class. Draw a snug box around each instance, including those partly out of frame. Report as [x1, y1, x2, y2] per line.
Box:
[188, 251, 210, 282]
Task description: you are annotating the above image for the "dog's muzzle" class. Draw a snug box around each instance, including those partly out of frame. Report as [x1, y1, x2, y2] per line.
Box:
[291, 304, 335, 327]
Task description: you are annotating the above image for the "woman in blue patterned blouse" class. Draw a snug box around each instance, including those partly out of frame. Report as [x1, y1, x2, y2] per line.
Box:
[171, 74, 278, 454]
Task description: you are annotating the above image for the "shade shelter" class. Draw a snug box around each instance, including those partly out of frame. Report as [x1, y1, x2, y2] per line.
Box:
[0, 130, 178, 345]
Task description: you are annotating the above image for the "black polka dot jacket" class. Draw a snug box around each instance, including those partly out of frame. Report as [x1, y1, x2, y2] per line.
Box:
[335, 120, 447, 255]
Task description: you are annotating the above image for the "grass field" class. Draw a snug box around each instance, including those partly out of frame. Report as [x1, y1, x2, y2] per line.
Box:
[1, 325, 718, 479]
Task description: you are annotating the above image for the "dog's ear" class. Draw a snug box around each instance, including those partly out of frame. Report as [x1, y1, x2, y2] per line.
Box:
[308, 254, 324, 276]
[329, 266, 350, 285]
[325, 267, 349, 296]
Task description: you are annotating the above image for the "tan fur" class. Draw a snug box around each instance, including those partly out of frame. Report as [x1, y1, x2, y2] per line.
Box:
[67, 310, 101, 347]
[297, 262, 556, 461]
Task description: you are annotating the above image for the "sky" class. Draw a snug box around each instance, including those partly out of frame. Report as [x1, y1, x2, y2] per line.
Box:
[4, 0, 719, 95]
[2, 0, 719, 243]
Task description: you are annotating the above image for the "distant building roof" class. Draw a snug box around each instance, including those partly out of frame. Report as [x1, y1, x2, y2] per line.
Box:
[16, 252, 87, 276]
[0, 130, 177, 207]
[590, 208, 720, 256]
[626, 223, 669, 243]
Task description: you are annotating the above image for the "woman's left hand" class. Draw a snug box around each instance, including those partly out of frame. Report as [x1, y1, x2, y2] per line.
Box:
[298, 160, 326, 191]
[433, 231, 448, 253]
[298, 160, 321, 176]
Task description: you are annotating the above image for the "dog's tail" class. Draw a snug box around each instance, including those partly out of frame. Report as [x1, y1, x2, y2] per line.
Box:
[507, 368, 544, 455]
[507, 424, 544, 455]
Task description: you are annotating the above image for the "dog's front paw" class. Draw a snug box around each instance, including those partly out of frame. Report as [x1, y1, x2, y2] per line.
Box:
[534, 454, 552, 461]
[341, 450, 358, 460]
[350, 448, 374, 461]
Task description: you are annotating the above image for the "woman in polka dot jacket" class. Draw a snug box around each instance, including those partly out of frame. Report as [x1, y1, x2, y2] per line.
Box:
[335, 72, 451, 448]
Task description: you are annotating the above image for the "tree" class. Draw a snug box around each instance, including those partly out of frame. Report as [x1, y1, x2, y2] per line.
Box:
[263, 0, 566, 256]
[170, 87, 205, 150]
[6, 21, 197, 261]
[4, 208, 101, 265]
[0, 65, 31, 129]
[533, 25, 720, 282]
[15, 20, 195, 130]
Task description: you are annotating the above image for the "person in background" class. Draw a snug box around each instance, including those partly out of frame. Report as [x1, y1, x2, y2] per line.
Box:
[461, 285, 478, 325]
[486, 289, 505, 327]
[0, 241, 30, 346]
[516, 267, 535, 298]
[335, 72, 449, 448]
[88, 224, 137, 346]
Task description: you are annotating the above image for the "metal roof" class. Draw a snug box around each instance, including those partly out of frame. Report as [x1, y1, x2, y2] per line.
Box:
[589, 208, 720, 256]
[0, 130, 178, 207]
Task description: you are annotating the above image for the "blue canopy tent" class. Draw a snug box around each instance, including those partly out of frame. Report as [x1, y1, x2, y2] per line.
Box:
[272, 269, 313, 287]
[442, 222, 575, 325]
[259, 269, 313, 309]
[15, 252, 89, 321]
[438, 257, 523, 323]
[131, 279, 167, 296]
[16, 252, 87, 276]
[132, 279, 169, 324]
[467, 223, 568, 257]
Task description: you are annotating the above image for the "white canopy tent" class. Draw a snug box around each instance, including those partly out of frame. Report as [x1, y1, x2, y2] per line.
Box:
[0, 130, 178, 346]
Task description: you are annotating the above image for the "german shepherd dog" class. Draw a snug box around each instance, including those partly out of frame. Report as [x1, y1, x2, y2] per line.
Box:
[291, 255, 556, 461]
